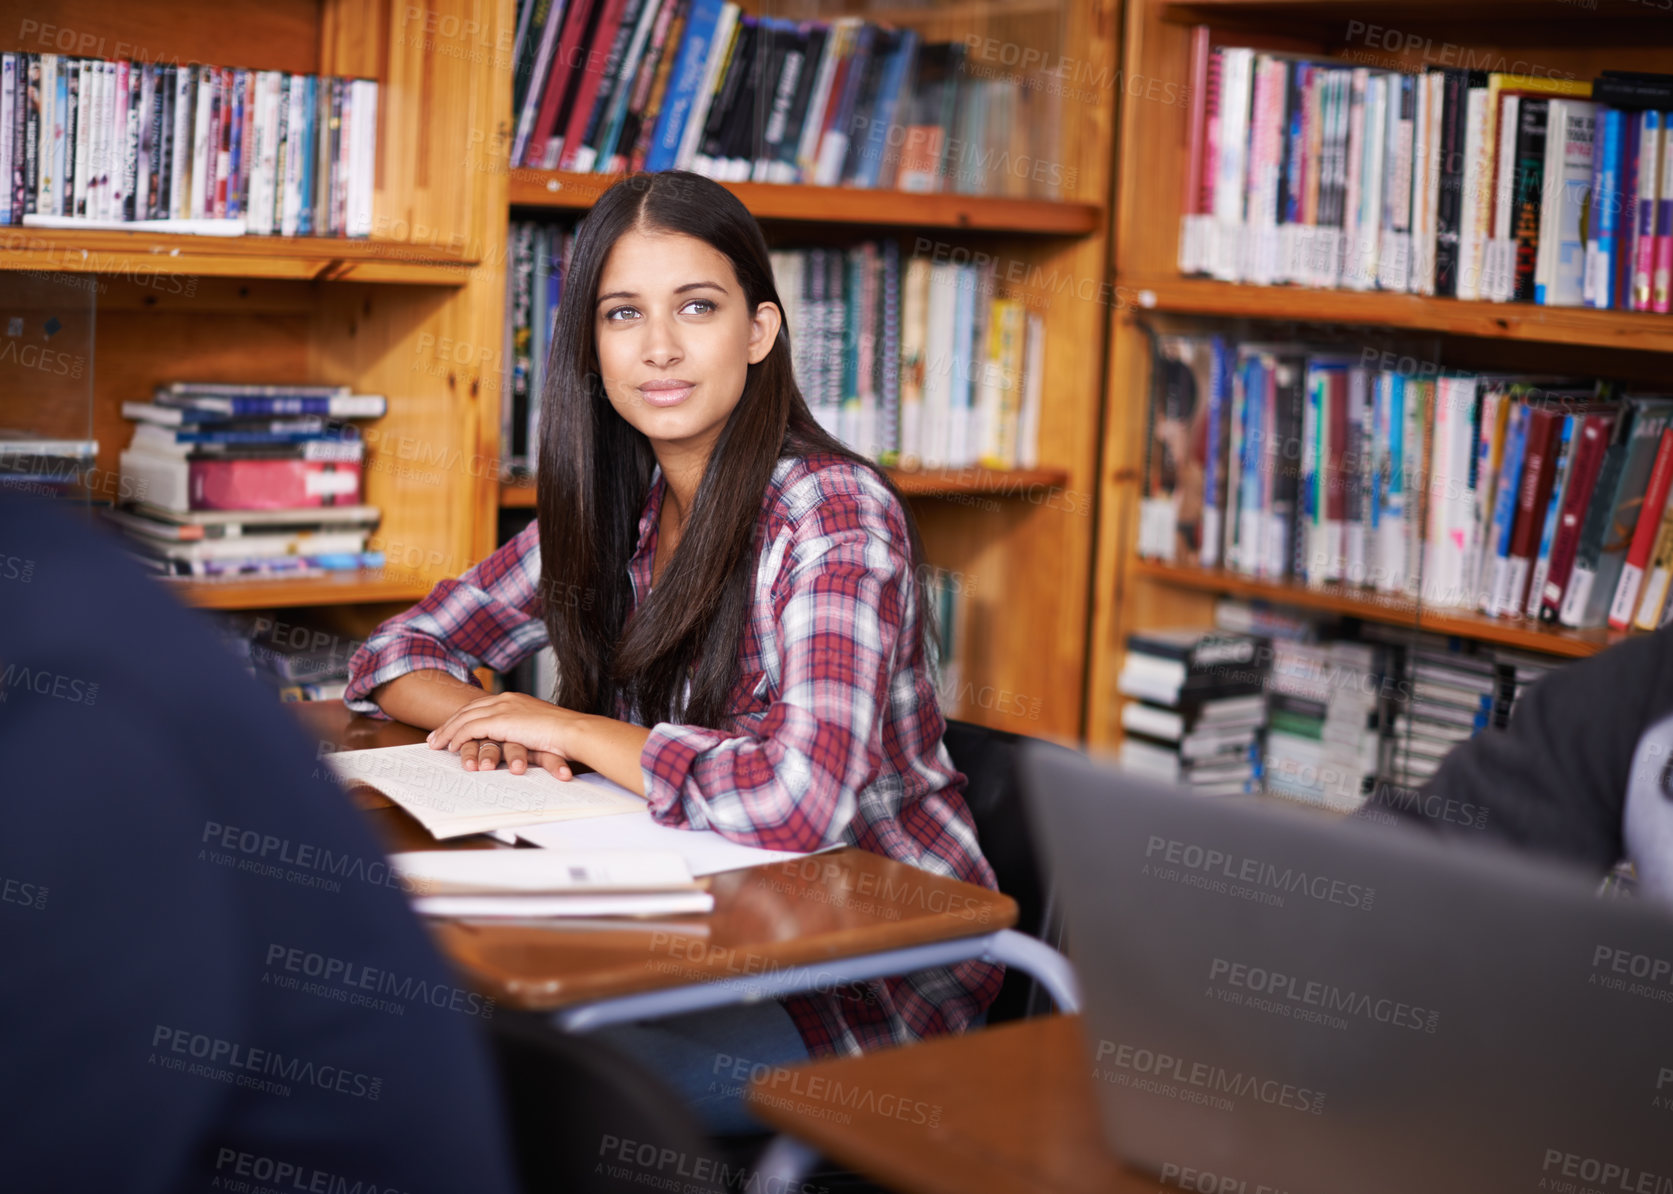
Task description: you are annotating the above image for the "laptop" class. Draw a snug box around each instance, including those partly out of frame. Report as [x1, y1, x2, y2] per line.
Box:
[1021, 746, 1673, 1194]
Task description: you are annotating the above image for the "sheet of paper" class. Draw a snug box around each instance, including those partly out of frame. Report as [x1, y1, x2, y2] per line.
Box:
[390, 849, 696, 895]
[411, 891, 715, 918]
[515, 810, 842, 877]
[325, 743, 645, 838]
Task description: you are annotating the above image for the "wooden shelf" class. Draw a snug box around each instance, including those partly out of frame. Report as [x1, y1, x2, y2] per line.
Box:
[885, 466, 1071, 498]
[1, 228, 475, 285]
[509, 171, 1102, 237]
[1156, 0, 1673, 44]
[1123, 276, 1673, 355]
[499, 466, 1071, 508]
[173, 572, 433, 611]
[1130, 559, 1630, 659]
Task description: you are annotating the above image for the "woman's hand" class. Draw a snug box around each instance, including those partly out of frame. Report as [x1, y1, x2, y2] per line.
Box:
[457, 739, 574, 779]
[429, 693, 586, 780]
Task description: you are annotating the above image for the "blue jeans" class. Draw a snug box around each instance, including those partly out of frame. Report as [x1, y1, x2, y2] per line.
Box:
[588, 999, 811, 1136]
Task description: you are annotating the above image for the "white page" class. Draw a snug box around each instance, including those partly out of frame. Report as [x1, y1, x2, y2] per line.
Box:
[516, 810, 840, 878]
[391, 849, 696, 895]
[412, 890, 715, 918]
[325, 743, 645, 839]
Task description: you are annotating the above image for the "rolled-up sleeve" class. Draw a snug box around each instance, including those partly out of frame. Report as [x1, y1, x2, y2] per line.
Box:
[343, 521, 549, 716]
[639, 486, 907, 851]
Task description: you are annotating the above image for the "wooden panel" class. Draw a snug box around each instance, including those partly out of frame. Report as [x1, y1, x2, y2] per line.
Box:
[747, 1015, 1138, 1194]
[510, 172, 1103, 236]
[0, 0, 322, 72]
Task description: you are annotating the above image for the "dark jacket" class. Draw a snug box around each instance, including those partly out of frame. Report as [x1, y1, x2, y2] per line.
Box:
[0, 495, 520, 1194]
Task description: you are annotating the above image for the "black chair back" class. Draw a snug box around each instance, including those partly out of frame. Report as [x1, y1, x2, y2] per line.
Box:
[940, 718, 1077, 1022]
[489, 1011, 734, 1194]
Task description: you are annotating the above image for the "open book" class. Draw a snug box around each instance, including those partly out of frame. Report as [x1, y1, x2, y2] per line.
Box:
[324, 743, 644, 838]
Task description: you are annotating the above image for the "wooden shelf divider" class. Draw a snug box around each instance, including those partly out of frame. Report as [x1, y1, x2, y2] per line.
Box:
[176, 571, 433, 612]
[1124, 275, 1673, 355]
[1130, 559, 1627, 660]
[499, 466, 1072, 509]
[0, 228, 475, 285]
[509, 170, 1102, 236]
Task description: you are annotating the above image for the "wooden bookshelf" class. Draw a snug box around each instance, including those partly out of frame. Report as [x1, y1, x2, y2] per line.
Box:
[1131, 560, 1626, 660]
[2, 0, 515, 619]
[1088, 0, 1672, 746]
[177, 572, 433, 612]
[488, 0, 1121, 741]
[500, 467, 1074, 509]
[0, 228, 475, 285]
[510, 171, 1102, 236]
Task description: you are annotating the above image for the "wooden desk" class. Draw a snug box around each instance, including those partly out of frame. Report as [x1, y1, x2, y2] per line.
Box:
[292, 702, 1018, 1011]
[745, 1014, 1140, 1194]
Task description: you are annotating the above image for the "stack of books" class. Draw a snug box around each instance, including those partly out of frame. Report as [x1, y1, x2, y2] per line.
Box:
[1176, 32, 1673, 314]
[1, 51, 377, 234]
[510, 0, 1062, 198]
[112, 383, 385, 581]
[0, 428, 97, 499]
[500, 224, 1047, 475]
[1117, 629, 1269, 796]
[1262, 639, 1388, 812]
[1138, 330, 1673, 632]
[1366, 629, 1557, 789]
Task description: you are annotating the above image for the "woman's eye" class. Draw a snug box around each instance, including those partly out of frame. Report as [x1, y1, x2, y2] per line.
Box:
[604, 305, 640, 322]
[682, 299, 716, 315]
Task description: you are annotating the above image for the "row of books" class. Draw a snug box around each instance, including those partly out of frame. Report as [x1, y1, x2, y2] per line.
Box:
[1117, 610, 1562, 807]
[510, 0, 1060, 197]
[1137, 331, 1673, 631]
[1177, 30, 1673, 312]
[1, 52, 377, 234]
[112, 383, 387, 581]
[0, 430, 97, 499]
[213, 612, 359, 702]
[499, 224, 1046, 474]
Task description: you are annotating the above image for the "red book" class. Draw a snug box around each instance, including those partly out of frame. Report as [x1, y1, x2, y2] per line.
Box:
[556, 0, 632, 172]
[524, 0, 600, 168]
[215, 67, 235, 217]
[203, 68, 222, 218]
[1504, 407, 1560, 616]
[1609, 426, 1673, 628]
[1182, 25, 1211, 222]
[1539, 412, 1616, 623]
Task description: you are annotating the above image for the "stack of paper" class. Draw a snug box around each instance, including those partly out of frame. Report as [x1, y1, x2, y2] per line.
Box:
[515, 811, 842, 878]
[324, 743, 644, 838]
[390, 850, 714, 918]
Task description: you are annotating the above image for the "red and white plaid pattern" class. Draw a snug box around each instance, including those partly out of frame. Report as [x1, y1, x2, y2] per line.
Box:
[345, 455, 1002, 1056]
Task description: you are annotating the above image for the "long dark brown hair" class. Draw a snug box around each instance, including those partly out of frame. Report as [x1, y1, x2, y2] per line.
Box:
[536, 170, 933, 728]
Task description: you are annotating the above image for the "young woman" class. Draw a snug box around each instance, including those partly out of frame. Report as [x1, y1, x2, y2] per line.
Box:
[343, 170, 1001, 1128]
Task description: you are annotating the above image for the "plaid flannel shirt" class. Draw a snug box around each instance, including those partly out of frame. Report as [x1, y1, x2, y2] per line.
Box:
[344, 455, 1002, 1056]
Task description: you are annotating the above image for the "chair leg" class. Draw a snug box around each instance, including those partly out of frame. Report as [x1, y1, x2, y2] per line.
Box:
[752, 1134, 823, 1189]
[983, 929, 1081, 1014]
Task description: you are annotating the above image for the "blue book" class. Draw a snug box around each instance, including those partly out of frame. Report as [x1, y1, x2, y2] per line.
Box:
[1484, 401, 1528, 614]
[297, 76, 317, 236]
[1200, 336, 1231, 568]
[1588, 108, 1624, 309]
[644, 0, 725, 173]
[854, 28, 918, 189]
[226, 70, 247, 219]
[53, 66, 67, 216]
[1236, 352, 1266, 575]
[1384, 372, 1407, 587]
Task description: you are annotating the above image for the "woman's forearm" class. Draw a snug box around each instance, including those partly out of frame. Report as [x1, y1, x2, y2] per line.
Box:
[569, 714, 654, 795]
[372, 670, 485, 730]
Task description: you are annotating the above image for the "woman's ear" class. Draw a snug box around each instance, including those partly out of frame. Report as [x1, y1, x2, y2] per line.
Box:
[746, 301, 783, 366]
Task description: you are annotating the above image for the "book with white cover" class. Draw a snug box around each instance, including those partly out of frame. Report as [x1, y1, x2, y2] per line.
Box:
[391, 849, 716, 918]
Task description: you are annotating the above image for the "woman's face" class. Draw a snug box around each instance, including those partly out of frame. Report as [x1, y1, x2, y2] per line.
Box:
[593, 227, 781, 461]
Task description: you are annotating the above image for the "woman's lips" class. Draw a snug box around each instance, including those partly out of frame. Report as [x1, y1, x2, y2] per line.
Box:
[639, 381, 694, 407]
